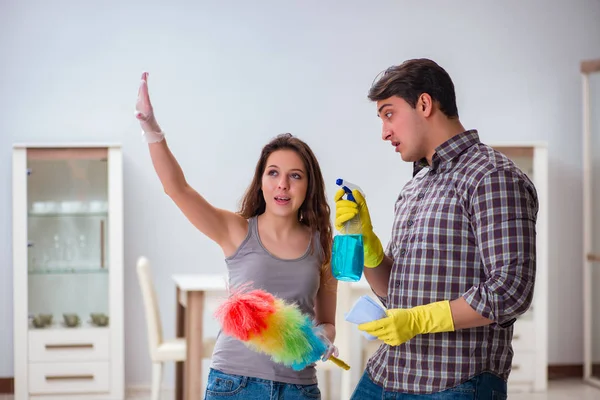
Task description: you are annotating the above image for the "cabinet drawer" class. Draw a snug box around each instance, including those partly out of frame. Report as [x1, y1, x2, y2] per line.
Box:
[509, 351, 536, 382]
[512, 320, 535, 351]
[29, 329, 109, 362]
[29, 362, 110, 394]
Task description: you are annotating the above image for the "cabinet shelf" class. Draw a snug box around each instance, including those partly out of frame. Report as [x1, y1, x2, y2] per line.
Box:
[28, 268, 109, 275]
[28, 212, 108, 218]
[28, 322, 110, 331]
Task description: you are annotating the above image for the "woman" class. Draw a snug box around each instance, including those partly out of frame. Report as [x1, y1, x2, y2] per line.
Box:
[135, 72, 338, 400]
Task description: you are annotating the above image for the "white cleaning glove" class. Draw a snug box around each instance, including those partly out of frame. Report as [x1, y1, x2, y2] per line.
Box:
[316, 329, 339, 362]
[135, 72, 165, 143]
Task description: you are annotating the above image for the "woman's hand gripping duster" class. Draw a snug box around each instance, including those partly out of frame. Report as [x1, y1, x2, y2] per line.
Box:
[214, 287, 350, 371]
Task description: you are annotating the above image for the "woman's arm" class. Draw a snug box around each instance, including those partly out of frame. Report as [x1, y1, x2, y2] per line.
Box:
[136, 73, 247, 254]
[314, 264, 338, 344]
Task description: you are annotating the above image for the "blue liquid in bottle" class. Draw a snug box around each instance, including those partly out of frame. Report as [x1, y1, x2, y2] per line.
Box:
[331, 178, 365, 282]
[332, 234, 364, 282]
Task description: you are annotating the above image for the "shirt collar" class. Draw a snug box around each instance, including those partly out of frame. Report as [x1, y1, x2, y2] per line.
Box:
[413, 129, 480, 176]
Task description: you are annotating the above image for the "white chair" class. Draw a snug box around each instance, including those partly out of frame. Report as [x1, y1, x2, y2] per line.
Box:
[136, 256, 216, 400]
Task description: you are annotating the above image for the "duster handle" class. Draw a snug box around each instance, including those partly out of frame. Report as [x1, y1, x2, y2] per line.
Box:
[328, 355, 350, 370]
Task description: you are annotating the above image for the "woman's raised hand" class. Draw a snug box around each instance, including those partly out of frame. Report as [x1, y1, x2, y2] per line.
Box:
[135, 72, 165, 143]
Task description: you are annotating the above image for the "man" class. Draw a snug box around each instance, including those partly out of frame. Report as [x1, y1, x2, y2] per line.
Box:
[335, 58, 538, 398]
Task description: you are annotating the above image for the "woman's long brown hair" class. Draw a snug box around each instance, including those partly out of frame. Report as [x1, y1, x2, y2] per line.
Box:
[238, 133, 332, 269]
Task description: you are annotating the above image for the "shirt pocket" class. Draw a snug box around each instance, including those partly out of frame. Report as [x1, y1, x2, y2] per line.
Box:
[415, 188, 473, 247]
[428, 187, 457, 212]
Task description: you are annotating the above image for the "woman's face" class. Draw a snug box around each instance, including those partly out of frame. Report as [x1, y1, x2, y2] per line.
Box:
[261, 149, 308, 219]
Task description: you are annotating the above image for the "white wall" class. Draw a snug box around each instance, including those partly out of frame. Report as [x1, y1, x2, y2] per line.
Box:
[2, 0, 600, 387]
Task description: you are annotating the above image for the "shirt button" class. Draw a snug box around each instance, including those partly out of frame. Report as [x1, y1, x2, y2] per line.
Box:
[400, 249, 406, 256]
[395, 281, 401, 287]
[417, 193, 424, 199]
[407, 220, 414, 226]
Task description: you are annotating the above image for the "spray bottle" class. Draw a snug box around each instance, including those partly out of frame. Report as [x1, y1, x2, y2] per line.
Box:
[331, 178, 365, 282]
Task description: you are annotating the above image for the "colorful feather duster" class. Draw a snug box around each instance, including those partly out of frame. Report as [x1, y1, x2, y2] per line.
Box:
[214, 287, 350, 371]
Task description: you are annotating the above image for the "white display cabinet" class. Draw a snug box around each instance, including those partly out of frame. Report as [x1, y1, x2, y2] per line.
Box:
[12, 144, 124, 400]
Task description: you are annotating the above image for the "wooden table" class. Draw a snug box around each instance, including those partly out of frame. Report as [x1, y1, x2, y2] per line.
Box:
[172, 274, 227, 400]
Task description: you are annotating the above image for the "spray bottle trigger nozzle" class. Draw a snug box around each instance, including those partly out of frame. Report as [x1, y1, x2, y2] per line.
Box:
[342, 186, 356, 202]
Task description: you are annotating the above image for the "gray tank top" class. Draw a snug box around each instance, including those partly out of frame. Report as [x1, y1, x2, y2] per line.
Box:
[210, 216, 324, 385]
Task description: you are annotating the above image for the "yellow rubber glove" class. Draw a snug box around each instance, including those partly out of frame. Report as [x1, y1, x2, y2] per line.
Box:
[358, 301, 455, 346]
[334, 188, 384, 268]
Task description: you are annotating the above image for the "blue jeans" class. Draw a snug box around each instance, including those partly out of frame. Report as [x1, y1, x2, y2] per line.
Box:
[350, 370, 507, 399]
[204, 368, 321, 399]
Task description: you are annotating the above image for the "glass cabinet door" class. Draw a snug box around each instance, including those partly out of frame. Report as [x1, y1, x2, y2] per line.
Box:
[26, 148, 110, 330]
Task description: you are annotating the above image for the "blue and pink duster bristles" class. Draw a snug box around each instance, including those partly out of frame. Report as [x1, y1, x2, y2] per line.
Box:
[214, 287, 350, 371]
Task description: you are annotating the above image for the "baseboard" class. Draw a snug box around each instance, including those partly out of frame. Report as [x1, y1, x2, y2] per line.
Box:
[0, 378, 14, 394]
[548, 364, 584, 380]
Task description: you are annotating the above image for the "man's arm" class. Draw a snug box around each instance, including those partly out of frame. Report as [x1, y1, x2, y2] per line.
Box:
[364, 255, 393, 300]
[462, 169, 539, 326]
[449, 297, 493, 329]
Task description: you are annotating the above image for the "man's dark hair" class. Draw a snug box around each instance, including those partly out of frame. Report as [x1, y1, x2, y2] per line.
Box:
[368, 58, 459, 118]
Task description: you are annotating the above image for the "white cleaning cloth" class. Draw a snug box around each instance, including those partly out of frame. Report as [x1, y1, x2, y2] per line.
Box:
[344, 295, 387, 340]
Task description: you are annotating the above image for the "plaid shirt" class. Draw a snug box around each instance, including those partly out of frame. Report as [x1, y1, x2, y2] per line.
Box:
[367, 130, 538, 394]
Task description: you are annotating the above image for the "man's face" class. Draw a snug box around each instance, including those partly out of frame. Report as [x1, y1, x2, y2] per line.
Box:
[376, 96, 426, 163]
